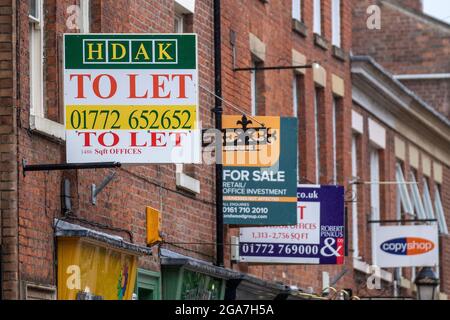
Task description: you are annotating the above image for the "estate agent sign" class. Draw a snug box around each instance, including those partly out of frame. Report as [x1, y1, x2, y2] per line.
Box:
[64, 34, 200, 163]
[222, 116, 298, 226]
[239, 185, 345, 264]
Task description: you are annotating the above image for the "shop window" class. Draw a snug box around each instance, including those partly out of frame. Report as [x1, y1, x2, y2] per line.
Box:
[434, 184, 449, 234]
[135, 269, 161, 300]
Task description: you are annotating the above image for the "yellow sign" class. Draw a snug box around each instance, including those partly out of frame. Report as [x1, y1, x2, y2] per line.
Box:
[65, 105, 196, 130]
[57, 237, 137, 300]
[146, 206, 162, 245]
[222, 115, 280, 167]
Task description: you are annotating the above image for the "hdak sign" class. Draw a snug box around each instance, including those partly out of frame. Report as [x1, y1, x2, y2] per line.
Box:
[63, 34, 200, 164]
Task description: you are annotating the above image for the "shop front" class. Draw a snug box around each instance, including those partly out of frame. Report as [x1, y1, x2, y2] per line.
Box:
[55, 219, 153, 300]
[160, 249, 238, 300]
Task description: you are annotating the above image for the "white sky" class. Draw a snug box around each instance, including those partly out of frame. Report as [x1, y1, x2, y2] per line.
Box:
[423, 0, 450, 23]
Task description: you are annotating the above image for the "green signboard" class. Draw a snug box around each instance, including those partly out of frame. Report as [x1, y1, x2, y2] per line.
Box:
[222, 116, 298, 225]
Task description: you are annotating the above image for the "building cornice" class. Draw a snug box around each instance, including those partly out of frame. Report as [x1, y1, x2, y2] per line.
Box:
[351, 56, 450, 166]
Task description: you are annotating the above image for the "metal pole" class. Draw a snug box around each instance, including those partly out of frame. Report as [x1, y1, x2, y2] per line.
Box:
[234, 64, 314, 72]
[213, 0, 224, 267]
[23, 161, 121, 174]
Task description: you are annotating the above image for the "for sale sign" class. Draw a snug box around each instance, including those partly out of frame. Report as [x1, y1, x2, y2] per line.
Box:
[222, 116, 298, 226]
[64, 34, 200, 163]
[239, 185, 345, 264]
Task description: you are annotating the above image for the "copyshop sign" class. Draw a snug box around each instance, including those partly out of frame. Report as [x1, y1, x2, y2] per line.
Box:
[64, 34, 200, 163]
[222, 116, 298, 226]
[373, 225, 439, 268]
[239, 185, 345, 264]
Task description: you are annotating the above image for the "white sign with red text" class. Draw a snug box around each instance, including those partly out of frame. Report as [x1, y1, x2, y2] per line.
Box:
[64, 34, 200, 164]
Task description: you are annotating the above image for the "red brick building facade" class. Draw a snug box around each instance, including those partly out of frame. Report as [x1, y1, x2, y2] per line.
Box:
[0, 0, 449, 300]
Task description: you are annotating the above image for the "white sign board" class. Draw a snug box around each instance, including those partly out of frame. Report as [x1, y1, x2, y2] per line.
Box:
[373, 225, 439, 268]
[64, 34, 200, 164]
[239, 185, 345, 264]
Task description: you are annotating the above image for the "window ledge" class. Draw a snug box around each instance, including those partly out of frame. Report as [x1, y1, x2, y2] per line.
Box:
[176, 165, 200, 194]
[292, 19, 307, 37]
[30, 115, 65, 142]
[313, 33, 329, 51]
[332, 45, 347, 62]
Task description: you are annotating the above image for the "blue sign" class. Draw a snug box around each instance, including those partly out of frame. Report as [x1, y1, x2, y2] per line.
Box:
[239, 185, 345, 264]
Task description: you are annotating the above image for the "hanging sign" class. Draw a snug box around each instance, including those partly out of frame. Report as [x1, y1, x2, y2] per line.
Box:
[64, 34, 200, 164]
[222, 116, 298, 226]
[373, 225, 439, 268]
[239, 185, 345, 264]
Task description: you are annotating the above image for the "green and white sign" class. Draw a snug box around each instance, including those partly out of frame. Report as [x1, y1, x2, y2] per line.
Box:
[64, 34, 200, 164]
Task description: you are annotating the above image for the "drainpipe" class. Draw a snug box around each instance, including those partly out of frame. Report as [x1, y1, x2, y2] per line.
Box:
[213, 0, 224, 267]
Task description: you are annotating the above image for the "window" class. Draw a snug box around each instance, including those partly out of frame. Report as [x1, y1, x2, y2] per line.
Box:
[80, 0, 90, 33]
[435, 184, 449, 234]
[422, 177, 435, 220]
[395, 162, 414, 217]
[332, 0, 341, 47]
[313, 0, 322, 35]
[250, 58, 264, 116]
[293, 75, 300, 181]
[409, 170, 426, 219]
[135, 269, 161, 300]
[29, 0, 44, 117]
[351, 135, 359, 258]
[370, 146, 380, 264]
[314, 88, 321, 184]
[174, 13, 184, 33]
[332, 98, 338, 184]
[251, 61, 257, 116]
[292, 0, 302, 21]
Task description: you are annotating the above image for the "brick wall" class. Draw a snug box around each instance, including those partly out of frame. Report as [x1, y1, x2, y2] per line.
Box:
[401, 79, 450, 118]
[352, 0, 450, 119]
[221, 0, 355, 292]
[0, 0, 19, 300]
[12, 0, 217, 297]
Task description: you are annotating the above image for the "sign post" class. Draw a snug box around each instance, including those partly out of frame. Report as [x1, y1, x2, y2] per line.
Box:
[64, 34, 200, 164]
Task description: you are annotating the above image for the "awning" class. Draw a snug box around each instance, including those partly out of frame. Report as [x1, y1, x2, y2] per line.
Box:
[160, 249, 309, 300]
[160, 248, 239, 279]
[54, 219, 153, 256]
